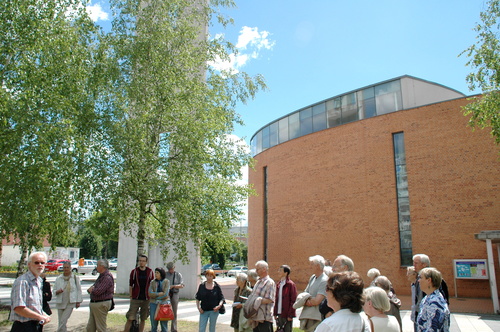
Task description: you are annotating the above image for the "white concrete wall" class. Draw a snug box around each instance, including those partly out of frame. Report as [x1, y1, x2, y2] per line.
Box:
[116, 228, 201, 299]
[1, 246, 21, 266]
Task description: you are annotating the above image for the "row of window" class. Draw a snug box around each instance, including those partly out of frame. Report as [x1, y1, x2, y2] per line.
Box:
[251, 79, 402, 156]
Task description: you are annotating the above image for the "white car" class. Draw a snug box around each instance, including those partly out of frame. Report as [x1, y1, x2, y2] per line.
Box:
[109, 258, 118, 270]
[58, 259, 98, 275]
[227, 266, 248, 277]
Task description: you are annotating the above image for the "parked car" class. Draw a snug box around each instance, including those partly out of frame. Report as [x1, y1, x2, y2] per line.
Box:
[45, 259, 70, 272]
[58, 259, 98, 275]
[201, 263, 220, 272]
[109, 258, 118, 270]
[227, 266, 248, 277]
[201, 263, 222, 275]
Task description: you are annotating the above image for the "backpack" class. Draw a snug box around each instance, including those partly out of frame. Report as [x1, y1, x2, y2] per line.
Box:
[440, 279, 450, 305]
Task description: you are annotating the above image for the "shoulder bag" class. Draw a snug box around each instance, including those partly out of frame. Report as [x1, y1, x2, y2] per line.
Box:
[109, 298, 115, 311]
[169, 272, 175, 298]
[214, 282, 226, 314]
[108, 273, 115, 311]
[155, 302, 174, 321]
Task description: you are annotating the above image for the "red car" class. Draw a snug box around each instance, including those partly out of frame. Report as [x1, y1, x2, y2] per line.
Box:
[45, 259, 70, 272]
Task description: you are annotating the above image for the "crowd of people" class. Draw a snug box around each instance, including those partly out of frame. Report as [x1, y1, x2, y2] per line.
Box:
[7, 253, 185, 332]
[8, 252, 115, 332]
[121, 257, 185, 332]
[229, 254, 450, 332]
[8, 252, 450, 332]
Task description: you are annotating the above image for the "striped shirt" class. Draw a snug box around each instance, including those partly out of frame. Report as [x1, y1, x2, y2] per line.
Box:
[253, 275, 276, 322]
[10, 271, 43, 322]
[91, 270, 114, 301]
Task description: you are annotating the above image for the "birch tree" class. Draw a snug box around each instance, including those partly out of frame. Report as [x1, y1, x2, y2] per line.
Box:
[108, 0, 265, 261]
[462, 0, 500, 145]
[0, 0, 114, 273]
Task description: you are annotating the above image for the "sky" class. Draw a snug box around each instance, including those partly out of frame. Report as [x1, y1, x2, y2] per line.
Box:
[86, 0, 489, 226]
[87, 0, 487, 145]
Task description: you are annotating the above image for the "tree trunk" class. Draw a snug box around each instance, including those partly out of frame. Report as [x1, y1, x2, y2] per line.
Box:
[16, 246, 28, 277]
[136, 203, 146, 257]
[103, 240, 108, 259]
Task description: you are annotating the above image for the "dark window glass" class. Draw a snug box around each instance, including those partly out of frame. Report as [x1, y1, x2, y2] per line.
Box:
[255, 130, 262, 153]
[376, 80, 402, 115]
[278, 118, 289, 143]
[289, 113, 300, 139]
[251, 131, 262, 155]
[341, 93, 358, 123]
[393, 132, 413, 266]
[269, 122, 278, 147]
[327, 99, 341, 128]
[364, 98, 376, 118]
[300, 108, 313, 136]
[361, 87, 376, 119]
[262, 126, 270, 149]
[312, 103, 327, 131]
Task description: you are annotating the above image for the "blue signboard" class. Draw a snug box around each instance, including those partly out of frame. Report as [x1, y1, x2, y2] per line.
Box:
[453, 259, 489, 279]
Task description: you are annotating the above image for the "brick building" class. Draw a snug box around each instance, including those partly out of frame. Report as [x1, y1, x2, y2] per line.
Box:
[247, 76, 500, 299]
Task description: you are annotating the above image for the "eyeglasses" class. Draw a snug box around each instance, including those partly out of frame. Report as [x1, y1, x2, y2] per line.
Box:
[34, 261, 46, 265]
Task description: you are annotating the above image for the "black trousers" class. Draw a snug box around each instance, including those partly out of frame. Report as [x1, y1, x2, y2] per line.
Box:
[11, 321, 41, 332]
[253, 321, 273, 332]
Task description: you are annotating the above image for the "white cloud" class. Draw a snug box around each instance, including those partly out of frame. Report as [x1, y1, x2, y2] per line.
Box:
[86, 3, 109, 22]
[237, 27, 274, 52]
[210, 26, 275, 74]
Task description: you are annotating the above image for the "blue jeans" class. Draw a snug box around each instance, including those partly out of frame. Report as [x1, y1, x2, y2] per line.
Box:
[150, 303, 168, 332]
[199, 310, 219, 332]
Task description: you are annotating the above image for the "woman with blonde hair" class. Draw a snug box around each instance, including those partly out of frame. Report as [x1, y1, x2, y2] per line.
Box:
[417, 267, 450, 332]
[363, 287, 400, 332]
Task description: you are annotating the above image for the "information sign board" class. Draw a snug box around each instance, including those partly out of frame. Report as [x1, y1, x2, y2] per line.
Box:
[453, 259, 488, 279]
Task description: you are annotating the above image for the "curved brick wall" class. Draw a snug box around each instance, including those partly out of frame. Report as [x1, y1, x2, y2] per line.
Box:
[248, 96, 500, 298]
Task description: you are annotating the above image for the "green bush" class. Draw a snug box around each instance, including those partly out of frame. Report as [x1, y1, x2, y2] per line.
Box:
[0, 264, 17, 273]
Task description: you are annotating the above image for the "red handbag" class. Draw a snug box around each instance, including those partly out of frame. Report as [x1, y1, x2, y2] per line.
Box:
[155, 303, 174, 321]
